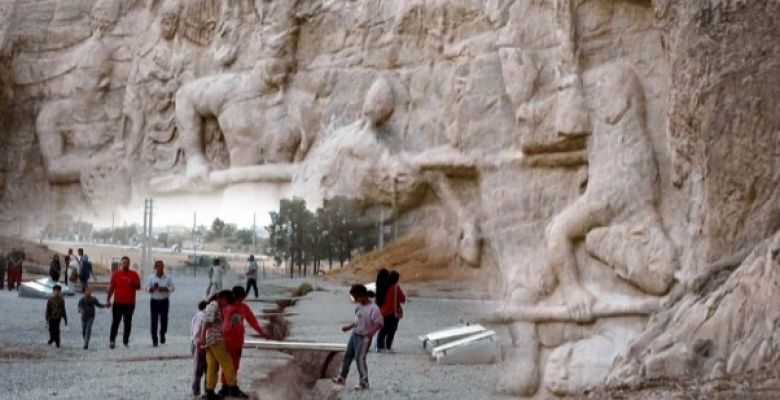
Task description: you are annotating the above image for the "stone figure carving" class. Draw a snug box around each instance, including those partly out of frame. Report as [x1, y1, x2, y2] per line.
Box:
[494, 55, 676, 396]
[292, 78, 483, 267]
[35, 1, 127, 204]
[180, 0, 220, 46]
[542, 61, 677, 321]
[150, 0, 308, 193]
[124, 0, 189, 173]
[147, 57, 315, 193]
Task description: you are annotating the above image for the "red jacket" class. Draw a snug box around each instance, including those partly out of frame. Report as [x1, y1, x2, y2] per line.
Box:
[380, 283, 406, 318]
[222, 301, 266, 348]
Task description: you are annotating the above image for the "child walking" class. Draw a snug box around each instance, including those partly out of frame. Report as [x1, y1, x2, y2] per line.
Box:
[191, 300, 208, 398]
[45, 285, 68, 348]
[333, 284, 384, 390]
[78, 286, 106, 349]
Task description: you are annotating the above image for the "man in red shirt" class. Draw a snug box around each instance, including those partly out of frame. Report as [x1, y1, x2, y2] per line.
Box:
[219, 286, 268, 393]
[106, 256, 141, 349]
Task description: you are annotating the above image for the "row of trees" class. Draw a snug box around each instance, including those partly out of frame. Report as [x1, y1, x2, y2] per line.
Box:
[266, 196, 381, 277]
[91, 219, 263, 251]
[204, 218, 258, 246]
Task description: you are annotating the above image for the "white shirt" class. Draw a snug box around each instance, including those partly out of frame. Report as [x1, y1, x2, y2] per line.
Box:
[146, 273, 175, 300]
[210, 266, 224, 284]
[191, 310, 205, 341]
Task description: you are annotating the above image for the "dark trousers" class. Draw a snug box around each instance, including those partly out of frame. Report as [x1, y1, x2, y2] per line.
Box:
[50, 271, 60, 282]
[110, 303, 135, 345]
[377, 315, 400, 350]
[150, 299, 169, 344]
[191, 341, 207, 395]
[82, 317, 95, 346]
[48, 318, 62, 347]
[80, 277, 89, 292]
[246, 278, 258, 298]
[0, 267, 4, 288]
[8, 266, 21, 290]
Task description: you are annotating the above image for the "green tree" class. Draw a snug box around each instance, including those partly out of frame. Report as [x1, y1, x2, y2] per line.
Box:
[208, 218, 226, 242]
[235, 229, 254, 245]
[158, 232, 169, 247]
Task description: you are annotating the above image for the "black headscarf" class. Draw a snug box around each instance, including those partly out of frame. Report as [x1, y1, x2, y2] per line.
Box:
[375, 268, 390, 306]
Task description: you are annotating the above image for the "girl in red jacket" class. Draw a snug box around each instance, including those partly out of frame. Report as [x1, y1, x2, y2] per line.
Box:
[220, 286, 268, 392]
[377, 271, 405, 352]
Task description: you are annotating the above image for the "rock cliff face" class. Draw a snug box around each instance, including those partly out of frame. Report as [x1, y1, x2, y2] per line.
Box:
[0, 0, 777, 397]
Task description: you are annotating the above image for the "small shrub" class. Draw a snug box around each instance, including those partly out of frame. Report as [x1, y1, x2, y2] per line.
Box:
[294, 282, 314, 297]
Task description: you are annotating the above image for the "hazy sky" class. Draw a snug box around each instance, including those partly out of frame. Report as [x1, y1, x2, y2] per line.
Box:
[104, 183, 294, 229]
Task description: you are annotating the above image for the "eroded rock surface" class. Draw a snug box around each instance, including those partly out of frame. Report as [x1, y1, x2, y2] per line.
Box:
[0, 0, 778, 398]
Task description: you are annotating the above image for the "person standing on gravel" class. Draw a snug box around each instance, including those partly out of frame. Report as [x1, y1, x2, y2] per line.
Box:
[106, 256, 141, 349]
[79, 255, 97, 292]
[146, 260, 175, 347]
[206, 258, 224, 296]
[49, 255, 62, 282]
[377, 270, 406, 353]
[245, 255, 259, 299]
[191, 300, 208, 398]
[200, 290, 250, 399]
[7, 248, 25, 291]
[0, 250, 6, 289]
[64, 248, 74, 284]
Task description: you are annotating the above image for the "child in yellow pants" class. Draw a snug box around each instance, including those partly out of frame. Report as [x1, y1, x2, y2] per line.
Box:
[199, 290, 248, 399]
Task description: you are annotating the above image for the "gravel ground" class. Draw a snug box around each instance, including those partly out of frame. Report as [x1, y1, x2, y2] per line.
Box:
[0, 273, 510, 400]
[281, 278, 506, 400]
[0, 273, 286, 400]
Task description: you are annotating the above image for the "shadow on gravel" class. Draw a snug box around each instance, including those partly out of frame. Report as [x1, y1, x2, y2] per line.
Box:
[0, 348, 45, 361]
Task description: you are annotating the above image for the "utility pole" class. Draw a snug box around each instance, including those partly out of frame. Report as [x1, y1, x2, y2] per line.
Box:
[142, 199, 149, 273]
[141, 198, 154, 274]
[148, 198, 154, 274]
[111, 211, 115, 244]
[378, 208, 384, 249]
[252, 212, 257, 252]
[193, 211, 197, 276]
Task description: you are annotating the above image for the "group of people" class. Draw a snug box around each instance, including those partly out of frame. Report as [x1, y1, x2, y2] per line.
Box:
[48, 248, 97, 291]
[44, 255, 174, 350]
[0, 248, 26, 290]
[191, 285, 268, 399]
[333, 268, 406, 391]
[40, 249, 406, 396]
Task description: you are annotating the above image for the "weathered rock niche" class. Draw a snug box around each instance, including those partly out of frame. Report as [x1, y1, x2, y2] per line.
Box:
[0, 0, 778, 398]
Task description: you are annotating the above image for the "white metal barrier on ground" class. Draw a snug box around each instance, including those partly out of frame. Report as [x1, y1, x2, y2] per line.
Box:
[244, 339, 346, 352]
[419, 324, 500, 365]
[418, 324, 487, 349]
[431, 330, 500, 365]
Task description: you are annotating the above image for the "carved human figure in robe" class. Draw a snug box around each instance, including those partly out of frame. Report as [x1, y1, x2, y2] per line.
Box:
[35, 3, 124, 186]
[124, 0, 190, 173]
